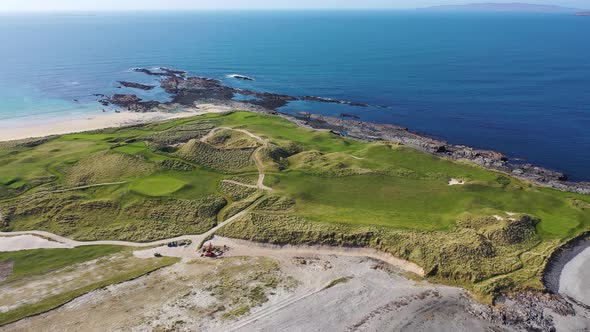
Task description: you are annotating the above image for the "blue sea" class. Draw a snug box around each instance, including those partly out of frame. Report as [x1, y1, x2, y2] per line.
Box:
[1, 11, 589, 180]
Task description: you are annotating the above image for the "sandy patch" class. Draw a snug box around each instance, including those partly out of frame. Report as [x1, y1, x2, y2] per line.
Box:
[0, 106, 226, 142]
[448, 178, 465, 186]
[0, 235, 71, 252]
[209, 236, 425, 276]
[559, 246, 590, 306]
[1, 253, 506, 332]
[0, 260, 14, 282]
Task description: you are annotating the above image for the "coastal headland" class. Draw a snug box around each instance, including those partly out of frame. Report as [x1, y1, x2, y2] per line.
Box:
[93, 67, 590, 195]
[1, 67, 589, 331]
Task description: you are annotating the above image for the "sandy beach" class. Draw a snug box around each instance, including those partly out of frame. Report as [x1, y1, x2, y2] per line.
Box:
[559, 246, 590, 306]
[0, 104, 230, 142]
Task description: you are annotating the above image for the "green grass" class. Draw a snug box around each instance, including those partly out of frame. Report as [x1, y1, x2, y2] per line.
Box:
[0, 246, 123, 281]
[1, 110, 589, 301]
[130, 175, 188, 196]
[0, 253, 177, 326]
[268, 172, 589, 236]
[323, 277, 353, 290]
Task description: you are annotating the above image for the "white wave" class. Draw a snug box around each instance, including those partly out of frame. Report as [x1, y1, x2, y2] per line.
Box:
[227, 74, 255, 81]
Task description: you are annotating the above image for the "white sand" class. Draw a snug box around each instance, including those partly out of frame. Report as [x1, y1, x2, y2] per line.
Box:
[559, 246, 590, 306]
[448, 178, 465, 185]
[0, 104, 229, 142]
[2, 252, 507, 332]
[0, 235, 71, 252]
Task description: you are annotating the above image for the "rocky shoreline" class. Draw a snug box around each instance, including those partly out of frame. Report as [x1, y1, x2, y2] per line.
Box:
[289, 113, 590, 195]
[97, 67, 590, 195]
[117, 81, 155, 90]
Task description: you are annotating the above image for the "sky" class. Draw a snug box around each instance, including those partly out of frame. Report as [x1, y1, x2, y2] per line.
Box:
[0, 0, 588, 11]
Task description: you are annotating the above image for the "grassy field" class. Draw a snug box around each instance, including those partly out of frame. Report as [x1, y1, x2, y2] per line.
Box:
[1, 110, 589, 301]
[0, 246, 178, 326]
[0, 245, 123, 281]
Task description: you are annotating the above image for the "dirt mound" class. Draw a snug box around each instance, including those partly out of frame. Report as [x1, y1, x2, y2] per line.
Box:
[458, 214, 540, 245]
[204, 128, 258, 149]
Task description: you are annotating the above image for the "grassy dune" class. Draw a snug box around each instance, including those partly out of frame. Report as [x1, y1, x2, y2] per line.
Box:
[1, 111, 589, 301]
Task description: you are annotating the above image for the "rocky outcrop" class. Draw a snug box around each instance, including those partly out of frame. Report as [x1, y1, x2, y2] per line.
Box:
[99, 94, 161, 112]
[229, 74, 255, 81]
[301, 96, 369, 107]
[97, 67, 590, 195]
[118, 81, 155, 90]
[118, 67, 368, 111]
[131, 67, 186, 77]
[469, 291, 576, 331]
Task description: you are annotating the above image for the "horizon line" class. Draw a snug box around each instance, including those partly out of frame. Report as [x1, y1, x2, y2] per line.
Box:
[0, 7, 587, 14]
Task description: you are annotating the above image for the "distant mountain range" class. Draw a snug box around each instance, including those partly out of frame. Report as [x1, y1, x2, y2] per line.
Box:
[422, 3, 581, 13]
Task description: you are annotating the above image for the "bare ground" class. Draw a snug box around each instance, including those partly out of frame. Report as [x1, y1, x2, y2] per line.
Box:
[0, 261, 13, 283]
[2, 240, 515, 332]
[0, 235, 72, 252]
[0, 253, 166, 314]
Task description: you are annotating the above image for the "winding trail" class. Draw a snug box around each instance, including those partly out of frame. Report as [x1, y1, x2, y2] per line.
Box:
[0, 126, 274, 254]
[0, 206, 252, 254]
[201, 126, 273, 191]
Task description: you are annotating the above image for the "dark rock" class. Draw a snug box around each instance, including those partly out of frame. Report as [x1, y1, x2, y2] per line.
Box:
[131, 67, 186, 78]
[302, 95, 369, 107]
[287, 113, 590, 195]
[118, 81, 156, 90]
[229, 74, 255, 81]
[469, 291, 575, 331]
[100, 94, 159, 112]
[94, 67, 590, 195]
[340, 113, 361, 119]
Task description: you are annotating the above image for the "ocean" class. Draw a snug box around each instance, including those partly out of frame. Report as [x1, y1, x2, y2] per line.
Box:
[0, 11, 589, 180]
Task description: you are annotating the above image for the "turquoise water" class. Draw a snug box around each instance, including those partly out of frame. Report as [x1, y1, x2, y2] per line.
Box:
[0, 11, 589, 180]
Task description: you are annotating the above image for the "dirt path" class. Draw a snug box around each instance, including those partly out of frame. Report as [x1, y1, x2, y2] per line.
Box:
[0, 235, 72, 252]
[0, 206, 252, 256]
[201, 126, 273, 191]
[221, 179, 261, 190]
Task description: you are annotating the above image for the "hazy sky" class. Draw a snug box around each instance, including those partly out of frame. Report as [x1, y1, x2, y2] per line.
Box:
[1, 0, 588, 11]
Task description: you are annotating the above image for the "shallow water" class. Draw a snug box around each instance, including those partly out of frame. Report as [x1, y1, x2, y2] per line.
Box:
[1, 11, 589, 179]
